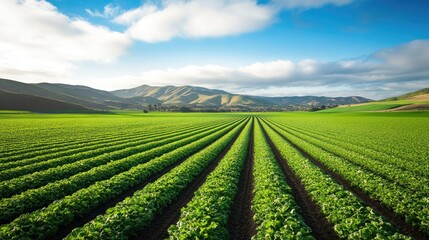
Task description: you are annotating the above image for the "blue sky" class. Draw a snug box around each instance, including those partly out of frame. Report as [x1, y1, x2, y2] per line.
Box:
[1, 0, 429, 99]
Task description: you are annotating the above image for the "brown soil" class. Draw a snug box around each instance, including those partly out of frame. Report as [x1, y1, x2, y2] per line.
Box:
[260, 120, 340, 240]
[267, 122, 429, 240]
[407, 93, 429, 101]
[133, 122, 246, 240]
[226, 121, 256, 240]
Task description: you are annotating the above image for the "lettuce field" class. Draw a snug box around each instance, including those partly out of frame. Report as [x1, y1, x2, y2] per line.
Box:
[0, 112, 428, 239]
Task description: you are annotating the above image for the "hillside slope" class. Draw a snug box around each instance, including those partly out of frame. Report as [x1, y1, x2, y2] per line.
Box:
[322, 87, 429, 112]
[1, 78, 371, 111]
[112, 85, 369, 107]
[0, 90, 95, 113]
[383, 88, 429, 101]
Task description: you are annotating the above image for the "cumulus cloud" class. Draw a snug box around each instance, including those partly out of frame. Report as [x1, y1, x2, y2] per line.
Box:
[0, 0, 131, 82]
[114, 0, 274, 42]
[114, 0, 353, 42]
[93, 40, 429, 99]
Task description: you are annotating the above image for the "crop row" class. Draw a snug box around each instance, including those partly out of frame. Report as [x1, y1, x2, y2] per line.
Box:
[0, 117, 234, 159]
[0, 118, 248, 239]
[168, 118, 252, 239]
[62, 119, 248, 239]
[261, 118, 429, 235]
[272, 116, 428, 166]
[252, 119, 314, 239]
[260, 118, 409, 239]
[0, 126, 155, 164]
[0, 118, 246, 223]
[0, 118, 236, 182]
[0, 119, 165, 158]
[0, 118, 237, 197]
[274, 121, 429, 179]
[0, 120, 206, 169]
[267, 119, 429, 195]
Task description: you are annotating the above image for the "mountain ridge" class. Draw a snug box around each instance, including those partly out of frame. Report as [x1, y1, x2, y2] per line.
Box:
[0, 78, 372, 111]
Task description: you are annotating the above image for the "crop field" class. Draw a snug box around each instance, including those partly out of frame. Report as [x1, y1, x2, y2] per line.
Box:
[0, 111, 428, 239]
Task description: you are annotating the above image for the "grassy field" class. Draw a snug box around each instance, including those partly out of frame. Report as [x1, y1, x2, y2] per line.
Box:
[321, 98, 429, 113]
[0, 111, 428, 239]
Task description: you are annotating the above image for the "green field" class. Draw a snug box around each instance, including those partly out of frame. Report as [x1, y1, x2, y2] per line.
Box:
[0, 111, 428, 239]
[321, 99, 429, 113]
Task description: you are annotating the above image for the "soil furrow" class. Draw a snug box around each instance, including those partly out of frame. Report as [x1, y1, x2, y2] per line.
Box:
[133, 121, 247, 240]
[264, 119, 428, 240]
[260, 119, 340, 240]
[226, 121, 256, 240]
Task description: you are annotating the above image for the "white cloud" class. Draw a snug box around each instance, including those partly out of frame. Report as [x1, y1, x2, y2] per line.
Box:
[114, 0, 275, 42]
[86, 3, 122, 18]
[239, 60, 294, 79]
[114, 0, 355, 42]
[0, 0, 131, 82]
[372, 40, 429, 73]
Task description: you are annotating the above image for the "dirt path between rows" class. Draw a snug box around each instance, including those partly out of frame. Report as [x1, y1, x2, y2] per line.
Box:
[226, 122, 256, 239]
[133, 122, 246, 240]
[260, 120, 339, 240]
[265, 120, 428, 240]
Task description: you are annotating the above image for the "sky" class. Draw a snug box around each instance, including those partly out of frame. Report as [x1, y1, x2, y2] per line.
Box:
[1, 0, 429, 99]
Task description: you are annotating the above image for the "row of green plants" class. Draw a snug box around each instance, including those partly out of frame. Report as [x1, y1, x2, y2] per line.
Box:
[168, 118, 252, 239]
[0, 119, 232, 181]
[62, 119, 248, 240]
[262, 118, 428, 236]
[271, 115, 428, 167]
[0, 120, 203, 170]
[252, 119, 314, 239]
[260, 119, 409, 239]
[267, 119, 429, 195]
[0, 116, 234, 160]
[0, 119, 245, 223]
[272, 121, 429, 178]
[0, 119, 247, 239]
[0, 127, 153, 165]
[0, 119, 237, 199]
[0, 118, 182, 160]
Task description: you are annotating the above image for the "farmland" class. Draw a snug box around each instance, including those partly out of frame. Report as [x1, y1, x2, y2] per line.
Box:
[0, 111, 428, 239]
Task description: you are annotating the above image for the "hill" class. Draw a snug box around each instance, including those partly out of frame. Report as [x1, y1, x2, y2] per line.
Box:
[1, 78, 371, 111]
[382, 88, 429, 101]
[0, 90, 95, 113]
[112, 85, 369, 108]
[322, 87, 429, 112]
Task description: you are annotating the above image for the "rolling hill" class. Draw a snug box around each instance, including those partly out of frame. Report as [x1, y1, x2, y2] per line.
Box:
[112, 85, 369, 108]
[0, 78, 371, 111]
[382, 88, 429, 101]
[0, 90, 95, 113]
[322, 88, 429, 112]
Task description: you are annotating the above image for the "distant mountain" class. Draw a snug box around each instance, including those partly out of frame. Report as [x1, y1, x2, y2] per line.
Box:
[112, 85, 270, 106]
[112, 85, 369, 108]
[0, 78, 371, 112]
[0, 90, 95, 113]
[0, 78, 147, 110]
[382, 88, 429, 101]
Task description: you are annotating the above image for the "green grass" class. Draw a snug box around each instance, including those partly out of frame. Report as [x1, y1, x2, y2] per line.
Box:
[319, 99, 429, 113]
